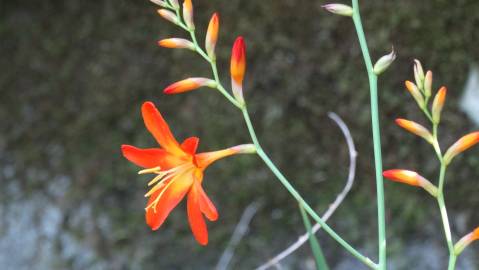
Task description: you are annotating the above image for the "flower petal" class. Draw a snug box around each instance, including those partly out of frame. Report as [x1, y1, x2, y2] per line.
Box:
[197, 183, 218, 221]
[121, 145, 185, 169]
[181, 137, 200, 155]
[141, 102, 186, 157]
[187, 181, 208, 245]
[145, 171, 194, 230]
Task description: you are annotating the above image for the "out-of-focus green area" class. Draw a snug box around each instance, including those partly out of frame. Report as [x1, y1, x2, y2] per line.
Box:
[1, 0, 478, 269]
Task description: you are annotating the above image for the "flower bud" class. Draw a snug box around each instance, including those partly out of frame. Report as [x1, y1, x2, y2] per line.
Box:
[230, 36, 246, 105]
[183, 0, 194, 30]
[158, 38, 195, 50]
[322, 4, 353, 17]
[424, 70, 433, 98]
[169, 0, 179, 9]
[205, 13, 220, 59]
[414, 59, 425, 88]
[395, 119, 433, 143]
[383, 169, 438, 197]
[373, 48, 396, 75]
[432, 86, 447, 124]
[443, 132, 479, 165]
[150, 0, 168, 7]
[405, 80, 425, 108]
[164, 78, 217, 94]
[158, 9, 178, 24]
[454, 227, 479, 255]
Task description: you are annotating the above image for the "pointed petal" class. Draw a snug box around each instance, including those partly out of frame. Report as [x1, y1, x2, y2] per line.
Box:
[181, 137, 200, 155]
[187, 181, 208, 245]
[145, 172, 194, 230]
[141, 102, 186, 157]
[197, 183, 218, 221]
[121, 145, 185, 169]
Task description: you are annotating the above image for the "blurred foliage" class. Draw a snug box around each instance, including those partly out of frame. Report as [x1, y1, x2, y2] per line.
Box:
[1, 0, 478, 269]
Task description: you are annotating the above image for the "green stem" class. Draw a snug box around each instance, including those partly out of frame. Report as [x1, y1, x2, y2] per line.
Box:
[437, 164, 457, 270]
[351, 1, 386, 269]
[242, 108, 377, 269]
[299, 204, 330, 270]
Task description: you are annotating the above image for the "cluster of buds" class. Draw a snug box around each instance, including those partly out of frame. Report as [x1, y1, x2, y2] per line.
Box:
[152, 0, 247, 106]
[383, 60, 479, 256]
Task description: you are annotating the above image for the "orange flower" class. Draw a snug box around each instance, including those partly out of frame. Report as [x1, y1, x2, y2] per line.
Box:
[158, 38, 194, 50]
[395, 118, 433, 143]
[230, 36, 246, 104]
[432, 86, 447, 124]
[205, 13, 219, 58]
[454, 226, 479, 255]
[383, 169, 438, 196]
[121, 102, 255, 245]
[444, 132, 479, 165]
[163, 78, 216, 94]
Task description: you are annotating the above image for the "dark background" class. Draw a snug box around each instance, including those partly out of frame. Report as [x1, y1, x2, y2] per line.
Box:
[1, 0, 478, 269]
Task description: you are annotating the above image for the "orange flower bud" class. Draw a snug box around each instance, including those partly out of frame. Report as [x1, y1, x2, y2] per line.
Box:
[405, 80, 425, 108]
[395, 119, 433, 143]
[158, 9, 178, 24]
[424, 70, 433, 98]
[182, 0, 194, 29]
[383, 170, 438, 196]
[432, 86, 447, 124]
[443, 132, 479, 165]
[158, 38, 195, 50]
[414, 59, 425, 88]
[230, 36, 246, 104]
[322, 4, 353, 17]
[205, 13, 220, 59]
[454, 226, 479, 255]
[164, 78, 217, 94]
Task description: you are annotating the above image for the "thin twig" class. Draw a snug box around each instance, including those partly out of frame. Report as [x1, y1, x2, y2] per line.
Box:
[216, 201, 262, 270]
[256, 112, 358, 270]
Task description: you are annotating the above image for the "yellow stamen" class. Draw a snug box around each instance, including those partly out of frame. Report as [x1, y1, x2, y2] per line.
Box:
[138, 166, 161, 174]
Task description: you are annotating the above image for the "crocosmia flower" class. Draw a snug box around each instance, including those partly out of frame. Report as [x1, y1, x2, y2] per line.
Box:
[121, 102, 255, 245]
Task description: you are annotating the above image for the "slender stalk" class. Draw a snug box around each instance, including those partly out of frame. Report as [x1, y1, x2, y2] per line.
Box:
[299, 204, 330, 270]
[351, 1, 386, 268]
[242, 108, 377, 269]
[181, 12, 376, 268]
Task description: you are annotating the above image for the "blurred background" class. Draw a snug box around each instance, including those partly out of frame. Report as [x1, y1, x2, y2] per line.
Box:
[1, 0, 479, 269]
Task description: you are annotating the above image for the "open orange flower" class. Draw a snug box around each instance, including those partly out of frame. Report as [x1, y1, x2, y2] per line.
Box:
[121, 101, 255, 245]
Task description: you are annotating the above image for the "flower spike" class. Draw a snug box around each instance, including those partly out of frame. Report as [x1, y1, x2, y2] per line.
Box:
[205, 13, 220, 59]
[454, 227, 479, 255]
[230, 36, 246, 105]
[383, 170, 438, 197]
[322, 4, 353, 17]
[395, 119, 433, 143]
[405, 80, 425, 108]
[157, 9, 178, 24]
[183, 0, 194, 30]
[164, 78, 217, 94]
[121, 102, 255, 245]
[443, 132, 479, 165]
[158, 38, 195, 50]
[432, 86, 447, 124]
